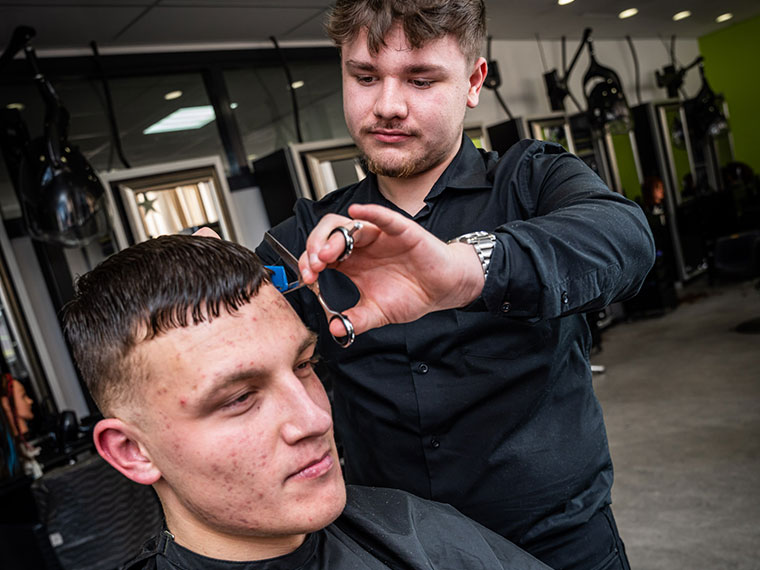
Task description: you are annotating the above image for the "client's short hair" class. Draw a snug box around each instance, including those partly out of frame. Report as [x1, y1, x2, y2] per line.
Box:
[63, 235, 270, 414]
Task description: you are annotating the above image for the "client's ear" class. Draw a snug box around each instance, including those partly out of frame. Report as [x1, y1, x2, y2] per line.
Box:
[93, 418, 161, 485]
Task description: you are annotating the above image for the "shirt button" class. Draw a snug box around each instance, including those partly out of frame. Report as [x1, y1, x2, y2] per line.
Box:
[501, 302, 511, 313]
[431, 438, 440, 449]
[417, 363, 429, 374]
[561, 291, 569, 305]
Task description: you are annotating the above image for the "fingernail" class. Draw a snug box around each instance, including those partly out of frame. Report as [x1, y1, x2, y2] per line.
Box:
[310, 253, 320, 266]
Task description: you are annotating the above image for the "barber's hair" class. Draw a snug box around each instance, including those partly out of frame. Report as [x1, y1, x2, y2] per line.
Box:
[63, 235, 270, 414]
[326, 0, 487, 64]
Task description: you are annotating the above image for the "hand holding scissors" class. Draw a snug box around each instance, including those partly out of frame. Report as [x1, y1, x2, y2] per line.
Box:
[264, 230, 359, 348]
[297, 204, 485, 337]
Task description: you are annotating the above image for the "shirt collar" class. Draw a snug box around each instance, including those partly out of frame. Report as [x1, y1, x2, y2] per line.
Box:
[161, 531, 319, 569]
[426, 134, 493, 199]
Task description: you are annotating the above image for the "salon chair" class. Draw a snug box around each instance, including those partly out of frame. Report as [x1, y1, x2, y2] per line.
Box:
[31, 453, 163, 570]
[711, 230, 760, 280]
[710, 230, 760, 334]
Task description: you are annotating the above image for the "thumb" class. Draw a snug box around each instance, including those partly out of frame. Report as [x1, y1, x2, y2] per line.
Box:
[329, 304, 388, 338]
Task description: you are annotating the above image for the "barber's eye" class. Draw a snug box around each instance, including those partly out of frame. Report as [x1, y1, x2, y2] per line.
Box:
[356, 76, 375, 84]
[411, 79, 432, 88]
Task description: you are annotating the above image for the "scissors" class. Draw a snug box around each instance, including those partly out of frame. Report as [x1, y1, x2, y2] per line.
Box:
[264, 232, 356, 348]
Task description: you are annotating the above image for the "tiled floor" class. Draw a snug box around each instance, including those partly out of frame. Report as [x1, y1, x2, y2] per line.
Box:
[593, 278, 760, 570]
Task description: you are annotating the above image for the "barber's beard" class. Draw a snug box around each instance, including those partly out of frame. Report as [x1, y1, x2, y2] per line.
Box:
[359, 123, 449, 179]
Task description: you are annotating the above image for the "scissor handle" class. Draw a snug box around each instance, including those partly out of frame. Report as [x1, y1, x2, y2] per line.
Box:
[328, 314, 355, 348]
[310, 280, 355, 348]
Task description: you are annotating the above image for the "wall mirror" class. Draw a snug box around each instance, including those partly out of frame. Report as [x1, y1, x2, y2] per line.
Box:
[101, 156, 239, 245]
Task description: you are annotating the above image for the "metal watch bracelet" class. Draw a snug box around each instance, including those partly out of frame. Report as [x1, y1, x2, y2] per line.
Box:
[447, 231, 496, 278]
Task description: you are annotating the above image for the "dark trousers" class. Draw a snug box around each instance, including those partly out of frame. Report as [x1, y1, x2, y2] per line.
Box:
[525, 506, 631, 570]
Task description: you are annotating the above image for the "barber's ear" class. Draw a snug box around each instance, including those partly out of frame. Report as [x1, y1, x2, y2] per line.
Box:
[467, 56, 488, 108]
[93, 418, 161, 485]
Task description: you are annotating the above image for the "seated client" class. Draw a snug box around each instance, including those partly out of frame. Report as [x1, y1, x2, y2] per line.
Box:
[62, 235, 550, 569]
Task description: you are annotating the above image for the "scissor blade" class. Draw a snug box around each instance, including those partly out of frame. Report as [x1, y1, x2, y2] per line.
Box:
[264, 232, 300, 273]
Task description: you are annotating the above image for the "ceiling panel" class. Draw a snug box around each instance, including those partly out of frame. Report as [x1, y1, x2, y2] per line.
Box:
[486, 0, 760, 39]
[158, 0, 332, 6]
[0, 0, 150, 5]
[2, 0, 759, 53]
[117, 6, 329, 45]
[0, 6, 147, 48]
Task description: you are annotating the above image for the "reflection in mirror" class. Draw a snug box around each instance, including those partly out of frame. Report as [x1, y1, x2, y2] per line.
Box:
[101, 157, 239, 244]
[133, 181, 220, 238]
[528, 116, 575, 154]
[659, 104, 693, 204]
[608, 131, 643, 202]
[464, 125, 491, 151]
[302, 145, 366, 200]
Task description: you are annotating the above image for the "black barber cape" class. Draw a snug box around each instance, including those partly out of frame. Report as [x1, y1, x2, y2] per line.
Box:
[122, 486, 550, 569]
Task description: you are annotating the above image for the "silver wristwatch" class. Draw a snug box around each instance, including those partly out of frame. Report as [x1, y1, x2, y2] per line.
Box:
[447, 231, 496, 278]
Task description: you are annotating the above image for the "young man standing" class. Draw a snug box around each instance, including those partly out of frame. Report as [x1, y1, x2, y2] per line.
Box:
[63, 235, 549, 569]
[256, 1, 655, 569]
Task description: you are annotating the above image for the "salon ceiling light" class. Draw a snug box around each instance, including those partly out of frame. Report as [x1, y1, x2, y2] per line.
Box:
[618, 8, 639, 19]
[716, 13, 733, 23]
[5, 102, 24, 110]
[557, 0, 575, 5]
[164, 90, 183, 100]
[673, 11, 691, 21]
[291, 80, 304, 89]
[143, 105, 216, 134]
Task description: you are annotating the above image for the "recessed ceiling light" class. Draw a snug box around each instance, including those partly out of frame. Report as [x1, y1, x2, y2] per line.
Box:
[715, 12, 733, 23]
[291, 80, 305, 89]
[143, 106, 216, 135]
[557, 0, 575, 5]
[618, 8, 639, 19]
[164, 90, 183, 101]
[5, 103, 24, 110]
[230, 102, 239, 109]
[673, 10, 691, 21]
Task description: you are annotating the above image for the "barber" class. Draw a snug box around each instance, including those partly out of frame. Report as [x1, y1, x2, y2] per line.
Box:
[256, 1, 655, 569]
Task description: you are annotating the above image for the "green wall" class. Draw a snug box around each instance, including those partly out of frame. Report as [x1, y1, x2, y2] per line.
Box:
[699, 15, 760, 174]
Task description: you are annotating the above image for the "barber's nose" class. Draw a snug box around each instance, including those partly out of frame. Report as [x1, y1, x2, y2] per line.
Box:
[374, 79, 408, 120]
[280, 377, 333, 444]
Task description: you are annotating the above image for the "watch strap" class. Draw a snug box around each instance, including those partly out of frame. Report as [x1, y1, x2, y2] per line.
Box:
[447, 231, 496, 278]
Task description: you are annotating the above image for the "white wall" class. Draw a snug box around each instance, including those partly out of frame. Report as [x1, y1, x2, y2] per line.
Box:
[466, 37, 702, 126]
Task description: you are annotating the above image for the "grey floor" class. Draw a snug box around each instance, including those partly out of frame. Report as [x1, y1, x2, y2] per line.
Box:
[593, 278, 760, 570]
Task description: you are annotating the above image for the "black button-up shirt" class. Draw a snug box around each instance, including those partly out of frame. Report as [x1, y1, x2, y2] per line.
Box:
[257, 137, 654, 545]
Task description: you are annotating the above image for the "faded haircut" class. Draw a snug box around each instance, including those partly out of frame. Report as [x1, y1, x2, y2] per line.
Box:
[63, 235, 270, 414]
[326, 0, 487, 64]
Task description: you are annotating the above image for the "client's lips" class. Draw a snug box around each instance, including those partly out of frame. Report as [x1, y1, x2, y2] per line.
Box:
[288, 452, 334, 481]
